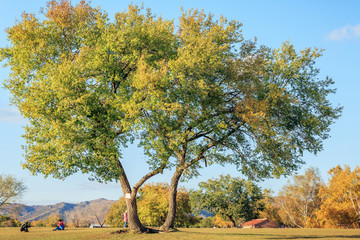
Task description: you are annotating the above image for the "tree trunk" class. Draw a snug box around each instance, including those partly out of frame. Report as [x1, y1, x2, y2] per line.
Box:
[118, 162, 147, 233]
[228, 216, 236, 227]
[125, 195, 147, 233]
[159, 168, 184, 231]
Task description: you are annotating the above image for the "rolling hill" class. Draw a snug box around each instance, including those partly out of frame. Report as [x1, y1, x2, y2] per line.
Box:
[1, 198, 115, 224]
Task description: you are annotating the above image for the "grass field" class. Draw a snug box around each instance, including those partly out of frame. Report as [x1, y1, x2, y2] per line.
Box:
[1, 227, 360, 240]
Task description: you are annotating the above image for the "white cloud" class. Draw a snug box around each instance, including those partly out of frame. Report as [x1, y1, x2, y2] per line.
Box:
[328, 24, 360, 41]
[0, 107, 25, 124]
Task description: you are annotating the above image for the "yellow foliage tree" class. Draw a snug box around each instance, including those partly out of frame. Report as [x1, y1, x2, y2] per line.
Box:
[137, 183, 169, 226]
[104, 197, 127, 227]
[44, 213, 63, 227]
[315, 165, 360, 229]
[137, 183, 192, 227]
[105, 183, 193, 228]
[214, 215, 233, 228]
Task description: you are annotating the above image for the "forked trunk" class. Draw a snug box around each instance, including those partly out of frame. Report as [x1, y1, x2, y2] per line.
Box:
[159, 169, 183, 231]
[116, 157, 168, 233]
[118, 163, 147, 233]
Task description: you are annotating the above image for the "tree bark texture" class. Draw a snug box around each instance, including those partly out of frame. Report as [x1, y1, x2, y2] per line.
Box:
[159, 168, 184, 231]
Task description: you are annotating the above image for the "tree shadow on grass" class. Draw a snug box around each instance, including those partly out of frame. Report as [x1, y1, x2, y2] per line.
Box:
[178, 230, 360, 239]
[268, 236, 360, 239]
[111, 227, 160, 234]
[177, 230, 279, 238]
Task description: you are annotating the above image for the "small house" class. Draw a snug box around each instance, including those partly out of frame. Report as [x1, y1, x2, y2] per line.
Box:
[242, 218, 280, 228]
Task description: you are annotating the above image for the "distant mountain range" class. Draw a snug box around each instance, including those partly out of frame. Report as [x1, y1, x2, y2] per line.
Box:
[1, 198, 115, 224]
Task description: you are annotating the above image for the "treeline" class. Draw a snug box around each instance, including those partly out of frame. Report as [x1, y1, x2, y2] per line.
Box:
[104, 165, 360, 229]
[268, 165, 360, 229]
[0, 201, 111, 228]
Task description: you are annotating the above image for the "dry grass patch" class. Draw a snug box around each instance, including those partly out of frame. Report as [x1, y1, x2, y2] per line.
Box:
[1, 227, 360, 240]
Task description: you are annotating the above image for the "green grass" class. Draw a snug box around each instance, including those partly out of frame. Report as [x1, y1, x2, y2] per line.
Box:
[1, 227, 360, 240]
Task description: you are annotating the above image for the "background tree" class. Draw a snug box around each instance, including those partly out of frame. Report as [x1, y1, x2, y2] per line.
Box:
[277, 167, 322, 228]
[194, 217, 214, 228]
[88, 204, 108, 227]
[31, 219, 46, 227]
[137, 183, 168, 227]
[44, 213, 63, 227]
[258, 189, 282, 225]
[315, 165, 360, 229]
[137, 183, 192, 227]
[0, 215, 21, 227]
[190, 175, 265, 226]
[105, 183, 193, 228]
[0, 175, 26, 211]
[104, 197, 127, 227]
[66, 211, 80, 228]
[0, 0, 177, 233]
[66, 208, 85, 228]
[213, 215, 234, 228]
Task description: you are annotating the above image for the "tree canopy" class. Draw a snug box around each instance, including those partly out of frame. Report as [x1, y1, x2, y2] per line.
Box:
[0, 0, 177, 232]
[0, 1, 176, 183]
[153, 10, 342, 230]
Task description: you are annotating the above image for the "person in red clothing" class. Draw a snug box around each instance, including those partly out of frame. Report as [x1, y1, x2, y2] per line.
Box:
[53, 219, 65, 231]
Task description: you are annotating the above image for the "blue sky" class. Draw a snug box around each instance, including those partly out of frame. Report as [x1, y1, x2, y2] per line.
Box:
[0, 0, 359, 205]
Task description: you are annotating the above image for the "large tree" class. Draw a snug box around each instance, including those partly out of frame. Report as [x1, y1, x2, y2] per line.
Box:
[190, 175, 264, 226]
[1, 0, 342, 232]
[0, 0, 177, 233]
[315, 165, 360, 229]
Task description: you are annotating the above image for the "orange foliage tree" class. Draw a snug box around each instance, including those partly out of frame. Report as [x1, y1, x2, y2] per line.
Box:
[214, 215, 234, 228]
[315, 165, 360, 229]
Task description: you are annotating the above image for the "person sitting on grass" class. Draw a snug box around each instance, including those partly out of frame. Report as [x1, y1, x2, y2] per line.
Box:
[53, 219, 65, 231]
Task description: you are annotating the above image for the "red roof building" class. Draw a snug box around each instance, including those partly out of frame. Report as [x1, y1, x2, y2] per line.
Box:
[242, 218, 280, 228]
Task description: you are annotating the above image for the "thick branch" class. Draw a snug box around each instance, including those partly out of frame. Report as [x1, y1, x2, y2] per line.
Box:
[132, 163, 167, 192]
